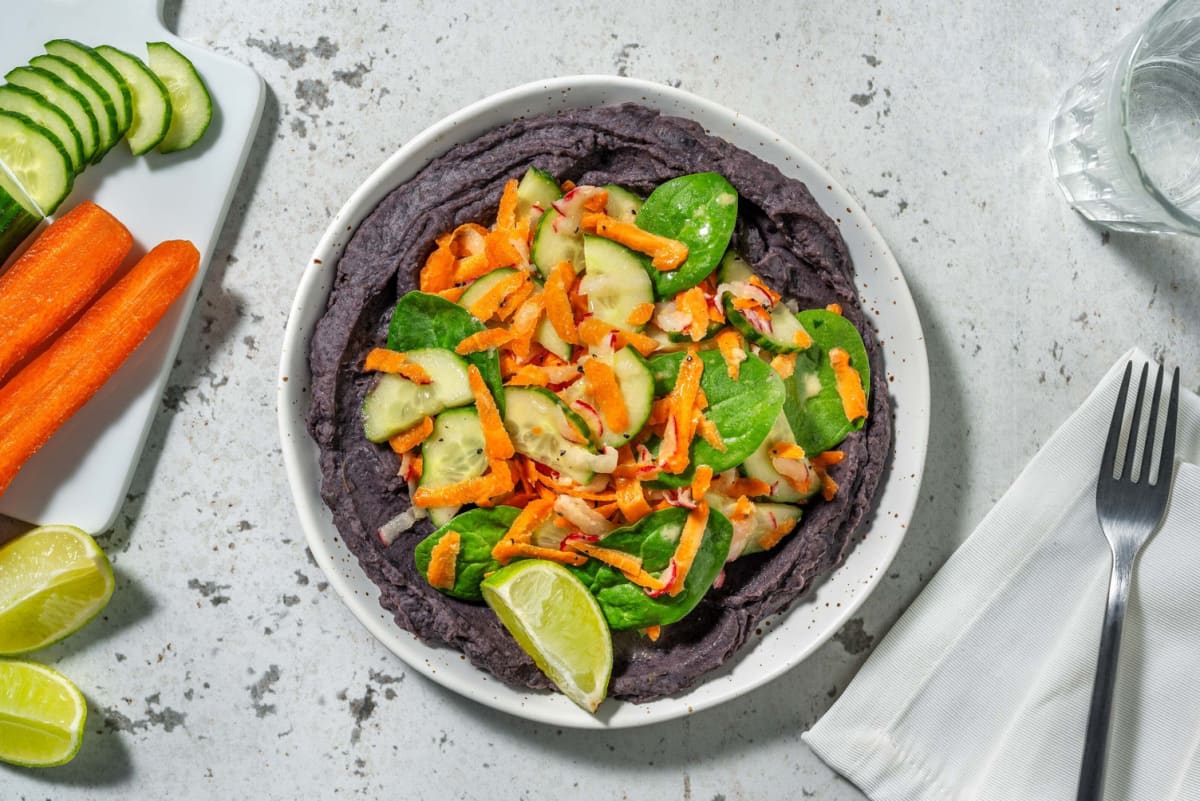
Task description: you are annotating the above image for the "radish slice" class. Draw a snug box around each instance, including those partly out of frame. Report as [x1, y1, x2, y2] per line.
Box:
[555, 495, 614, 537]
[378, 507, 421, 546]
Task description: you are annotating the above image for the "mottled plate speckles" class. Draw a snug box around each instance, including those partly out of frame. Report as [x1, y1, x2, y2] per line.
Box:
[278, 75, 929, 729]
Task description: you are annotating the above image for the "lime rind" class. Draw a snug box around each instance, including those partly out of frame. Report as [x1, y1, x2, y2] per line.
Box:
[0, 659, 87, 767]
[481, 559, 612, 712]
[0, 525, 115, 656]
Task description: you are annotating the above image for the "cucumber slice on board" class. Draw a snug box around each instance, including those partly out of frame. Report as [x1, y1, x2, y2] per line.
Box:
[419, 408, 488, 527]
[28, 54, 118, 160]
[0, 165, 42, 263]
[4, 66, 99, 163]
[0, 110, 73, 214]
[0, 85, 83, 172]
[44, 40, 133, 137]
[147, 42, 212, 154]
[94, 45, 171, 156]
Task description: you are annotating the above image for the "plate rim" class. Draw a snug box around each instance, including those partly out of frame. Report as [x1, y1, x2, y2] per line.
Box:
[277, 74, 930, 729]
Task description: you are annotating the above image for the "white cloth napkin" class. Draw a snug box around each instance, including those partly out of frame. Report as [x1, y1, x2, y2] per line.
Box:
[804, 349, 1200, 801]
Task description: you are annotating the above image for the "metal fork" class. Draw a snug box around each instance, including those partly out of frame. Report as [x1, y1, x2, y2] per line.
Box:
[1076, 361, 1180, 801]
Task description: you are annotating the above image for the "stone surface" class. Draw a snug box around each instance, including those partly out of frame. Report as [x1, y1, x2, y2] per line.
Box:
[5, 0, 1200, 798]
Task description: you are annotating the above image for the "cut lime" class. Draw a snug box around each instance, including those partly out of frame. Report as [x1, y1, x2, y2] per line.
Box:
[0, 525, 114, 655]
[0, 659, 87, 767]
[481, 559, 612, 712]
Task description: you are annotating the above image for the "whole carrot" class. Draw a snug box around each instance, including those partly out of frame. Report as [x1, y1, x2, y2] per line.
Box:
[0, 201, 133, 383]
[0, 240, 199, 497]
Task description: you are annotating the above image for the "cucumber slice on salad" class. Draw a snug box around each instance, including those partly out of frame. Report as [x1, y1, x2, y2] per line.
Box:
[716, 250, 753, 282]
[530, 205, 584, 278]
[361, 348, 474, 442]
[94, 45, 172, 156]
[503, 387, 606, 486]
[29, 54, 118, 160]
[580, 235, 654, 330]
[708, 492, 804, 561]
[515, 166, 561, 224]
[723, 294, 814, 354]
[44, 40, 133, 137]
[559, 346, 654, 449]
[4, 66, 100, 163]
[602, 184, 643, 222]
[420, 408, 488, 527]
[457, 266, 518, 310]
[0, 85, 84, 172]
[0, 165, 42, 263]
[147, 42, 212, 154]
[0, 111, 73, 214]
[739, 411, 819, 503]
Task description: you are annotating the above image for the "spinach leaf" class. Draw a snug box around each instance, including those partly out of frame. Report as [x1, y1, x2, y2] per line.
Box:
[413, 506, 520, 601]
[783, 309, 871, 454]
[386, 291, 504, 413]
[646, 349, 784, 487]
[569, 507, 733, 630]
[636, 173, 739, 297]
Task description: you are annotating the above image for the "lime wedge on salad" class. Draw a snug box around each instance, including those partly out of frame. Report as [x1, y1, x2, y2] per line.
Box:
[481, 559, 612, 712]
[0, 524, 114, 655]
[0, 659, 87, 767]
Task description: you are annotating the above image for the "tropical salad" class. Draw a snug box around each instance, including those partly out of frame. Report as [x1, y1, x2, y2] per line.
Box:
[359, 168, 871, 710]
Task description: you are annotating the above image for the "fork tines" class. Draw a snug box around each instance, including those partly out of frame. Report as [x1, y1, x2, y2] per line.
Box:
[1101, 361, 1180, 486]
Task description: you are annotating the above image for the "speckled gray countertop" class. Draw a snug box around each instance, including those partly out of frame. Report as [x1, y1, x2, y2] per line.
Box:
[5, 1, 1200, 799]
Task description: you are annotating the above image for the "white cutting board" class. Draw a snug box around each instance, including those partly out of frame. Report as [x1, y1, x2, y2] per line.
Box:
[0, 0, 264, 532]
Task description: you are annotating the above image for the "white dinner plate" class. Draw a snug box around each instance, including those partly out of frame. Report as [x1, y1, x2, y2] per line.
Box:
[278, 75, 930, 729]
[0, 0, 264, 532]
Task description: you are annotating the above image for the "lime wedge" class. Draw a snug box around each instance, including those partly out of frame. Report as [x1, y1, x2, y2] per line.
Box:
[0, 659, 87, 767]
[0, 525, 114, 655]
[481, 559, 612, 712]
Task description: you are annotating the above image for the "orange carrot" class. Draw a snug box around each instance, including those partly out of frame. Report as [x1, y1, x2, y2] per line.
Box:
[758, 518, 798, 551]
[389, 416, 434, 454]
[0, 240, 199, 497]
[582, 358, 628, 433]
[614, 475, 652, 523]
[770, 443, 807, 461]
[495, 275, 535, 321]
[544, 262, 581, 345]
[492, 540, 587, 567]
[0, 202, 133, 383]
[581, 212, 688, 270]
[691, 465, 714, 501]
[426, 531, 461, 589]
[770, 352, 797, 379]
[663, 350, 703, 474]
[467, 270, 528, 322]
[484, 228, 523, 269]
[453, 253, 494, 284]
[697, 416, 726, 452]
[467, 364, 515, 460]
[826, 302, 843, 315]
[677, 287, 709, 341]
[811, 450, 845, 469]
[505, 364, 550, 387]
[666, 501, 709, 596]
[626, 302, 655, 327]
[577, 317, 659, 356]
[715, 329, 745, 380]
[456, 328, 514, 355]
[496, 178, 519, 230]
[420, 245, 455, 292]
[643, 625, 662, 642]
[363, 348, 407, 373]
[829, 347, 868, 421]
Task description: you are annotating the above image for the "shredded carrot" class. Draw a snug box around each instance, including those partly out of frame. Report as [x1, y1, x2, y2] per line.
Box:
[468, 365, 515, 460]
[770, 442, 807, 461]
[715, 329, 745, 380]
[545, 261, 582, 345]
[581, 212, 688, 270]
[503, 497, 556, 545]
[363, 348, 407, 373]
[388, 416, 434, 454]
[691, 465, 714, 501]
[582, 358, 629, 433]
[626, 302, 655, 327]
[582, 189, 609, 212]
[447, 223, 488, 257]
[577, 317, 658, 356]
[826, 302, 843, 315]
[492, 540, 588, 566]
[724, 477, 772, 497]
[748, 275, 782, 306]
[508, 292, 546, 359]
[467, 270, 528, 322]
[666, 501, 710, 596]
[593, 501, 620, 519]
[505, 364, 550, 387]
[758, 518, 798, 551]
[614, 475, 652, 523]
[819, 472, 839, 501]
[420, 245, 456, 292]
[811, 450, 845, 469]
[643, 625, 662, 642]
[413, 462, 512, 508]
[770, 352, 797, 379]
[663, 350, 704, 474]
[426, 531, 461, 589]
[496, 276, 535, 321]
[456, 328, 514, 355]
[731, 494, 755, 523]
[497, 178, 519, 230]
[697, 416, 726, 452]
[435, 284, 468, 303]
[677, 287, 710, 341]
[453, 253, 495, 284]
[829, 347, 868, 421]
[566, 540, 666, 591]
[793, 326, 814, 349]
[485, 227, 523, 269]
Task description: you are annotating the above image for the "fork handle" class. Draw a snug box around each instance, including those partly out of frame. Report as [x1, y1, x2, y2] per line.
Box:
[1076, 553, 1133, 801]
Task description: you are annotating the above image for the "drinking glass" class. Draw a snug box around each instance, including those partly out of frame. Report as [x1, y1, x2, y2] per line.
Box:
[1050, 0, 1200, 234]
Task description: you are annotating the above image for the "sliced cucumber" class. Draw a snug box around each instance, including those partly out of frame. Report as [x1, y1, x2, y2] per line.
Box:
[740, 502, 804, 557]
[44, 40, 133, 137]
[0, 111, 73, 214]
[419, 408, 488, 527]
[534, 315, 572, 361]
[580, 235, 654, 330]
[94, 45, 172, 156]
[147, 42, 213, 154]
[361, 348, 474, 442]
[504, 387, 602, 485]
[4, 66, 100, 163]
[740, 411, 818, 503]
[724, 294, 814, 354]
[515, 166, 561, 224]
[0, 85, 84, 172]
[457, 266, 518, 311]
[716, 250, 754, 283]
[29, 54, 118, 159]
[0, 164, 42, 263]
[602, 184, 643, 222]
[530, 205, 584, 278]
